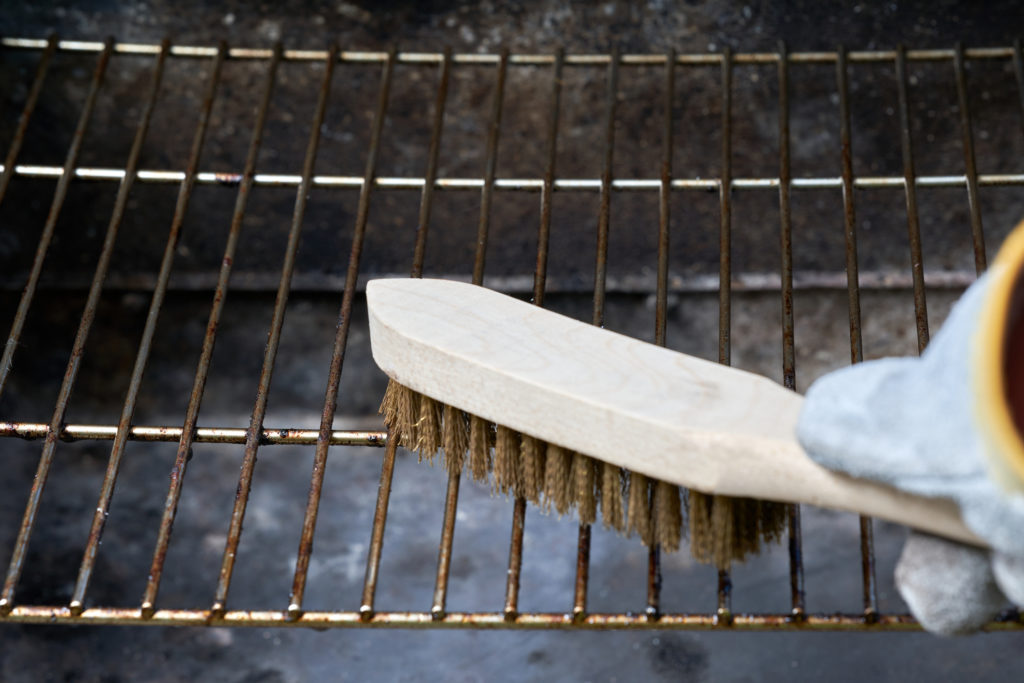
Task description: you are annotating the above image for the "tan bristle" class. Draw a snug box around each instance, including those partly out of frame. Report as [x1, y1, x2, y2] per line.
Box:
[688, 491, 714, 563]
[599, 463, 624, 531]
[380, 379, 420, 450]
[415, 396, 442, 462]
[626, 472, 653, 546]
[652, 480, 682, 552]
[519, 435, 545, 503]
[398, 384, 421, 451]
[379, 378, 401, 428]
[493, 425, 521, 495]
[441, 404, 468, 474]
[468, 415, 491, 483]
[572, 452, 597, 526]
[759, 500, 791, 546]
[710, 495, 737, 569]
[730, 496, 754, 560]
[543, 443, 572, 515]
[687, 492, 791, 567]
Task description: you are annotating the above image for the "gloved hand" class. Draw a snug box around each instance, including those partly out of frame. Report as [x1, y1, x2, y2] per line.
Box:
[894, 531, 1022, 635]
[796, 223, 1024, 635]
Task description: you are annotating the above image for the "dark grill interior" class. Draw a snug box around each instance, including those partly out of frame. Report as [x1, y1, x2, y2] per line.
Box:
[1, 33, 1023, 636]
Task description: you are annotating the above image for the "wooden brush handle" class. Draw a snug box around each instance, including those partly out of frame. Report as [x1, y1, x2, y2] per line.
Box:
[367, 278, 984, 548]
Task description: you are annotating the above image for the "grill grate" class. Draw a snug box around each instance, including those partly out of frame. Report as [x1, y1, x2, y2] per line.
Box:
[0, 36, 1023, 631]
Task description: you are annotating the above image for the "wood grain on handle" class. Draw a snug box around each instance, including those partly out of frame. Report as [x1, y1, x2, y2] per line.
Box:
[367, 277, 983, 548]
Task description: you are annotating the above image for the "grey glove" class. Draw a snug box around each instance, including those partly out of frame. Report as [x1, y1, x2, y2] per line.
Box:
[895, 532, 1021, 636]
[796, 266, 1024, 634]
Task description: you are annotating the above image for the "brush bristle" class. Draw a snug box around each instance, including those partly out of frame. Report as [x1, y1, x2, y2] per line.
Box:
[519, 435, 545, 503]
[686, 493, 791, 569]
[626, 471, 653, 546]
[415, 396, 442, 462]
[468, 414, 492, 483]
[543, 443, 572, 515]
[493, 425, 521, 495]
[599, 462, 625, 532]
[380, 379, 419, 450]
[381, 380, 789, 568]
[572, 451, 597, 526]
[688, 491, 714, 562]
[652, 480, 683, 552]
[441, 403, 468, 474]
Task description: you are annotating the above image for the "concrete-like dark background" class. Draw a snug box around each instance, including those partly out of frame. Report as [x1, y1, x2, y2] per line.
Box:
[1, 1, 1024, 681]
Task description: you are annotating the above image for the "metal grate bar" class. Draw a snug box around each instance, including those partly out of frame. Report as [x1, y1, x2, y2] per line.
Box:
[777, 42, 807, 620]
[431, 48, 509, 619]
[4, 36, 1023, 65]
[350, 45, 399, 617]
[361, 435, 398, 616]
[90, 40, 224, 617]
[409, 47, 451, 279]
[0, 39, 115, 614]
[12, 604, 1014, 630]
[953, 42, 987, 274]
[0, 39, 112, 404]
[0, 34, 55, 208]
[206, 43, 340, 617]
[644, 45, 676, 622]
[895, 45, 931, 352]
[7, 164, 1024, 191]
[64, 38, 172, 614]
[347, 45, 396, 617]
[715, 46, 735, 623]
[136, 40, 280, 612]
[0, 422, 385, 446]
[504, 46, 564, 620]
[289, 40, 392, 618]
[123, 42, 229, 616]
[300, 42, 401, 620]
[572, 45, 620, 622]
[836, 44, 879, 621]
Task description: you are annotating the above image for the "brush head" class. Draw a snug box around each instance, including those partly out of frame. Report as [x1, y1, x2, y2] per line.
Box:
[370, 277, 989, 562]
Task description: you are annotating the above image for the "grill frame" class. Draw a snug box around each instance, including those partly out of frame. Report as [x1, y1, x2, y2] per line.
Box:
[0, 35, 1022, 631]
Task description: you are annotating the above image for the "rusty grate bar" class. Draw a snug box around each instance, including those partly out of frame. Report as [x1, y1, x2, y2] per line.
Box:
[431, 47, 509, 620]
[65, 38, 172, 614]
[0, 422, 386, 446]
[2, 36, 1023, 632]
[0, 39, 112, 403]
[7, 165, 1024, 190]
[0, 39, 116, 614]
[836, 44, 880, 622]
[2, 36, 1021, 63]
[12, 605, 1024, 630]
